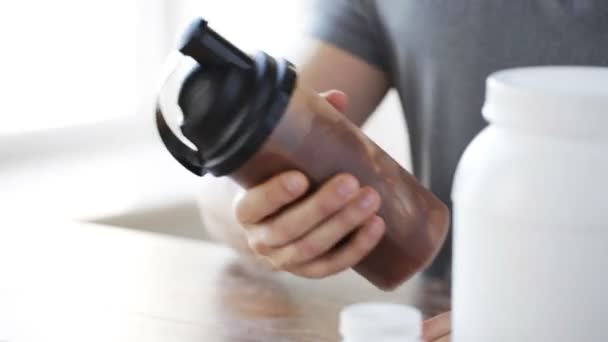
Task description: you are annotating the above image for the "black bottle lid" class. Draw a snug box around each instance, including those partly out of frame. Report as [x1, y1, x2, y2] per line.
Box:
[155, 18, 297, 176]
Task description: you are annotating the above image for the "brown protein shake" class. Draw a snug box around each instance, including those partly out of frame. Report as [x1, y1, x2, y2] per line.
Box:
[156, 18, 449, 290]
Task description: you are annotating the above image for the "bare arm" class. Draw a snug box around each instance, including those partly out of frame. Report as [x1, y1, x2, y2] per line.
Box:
[198, 40, 389, 262]
[295, 40, 390, 125]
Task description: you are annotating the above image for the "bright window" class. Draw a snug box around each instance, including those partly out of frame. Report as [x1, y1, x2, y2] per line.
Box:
[0, 0, 135, 135]
[0, 0, 309, 135]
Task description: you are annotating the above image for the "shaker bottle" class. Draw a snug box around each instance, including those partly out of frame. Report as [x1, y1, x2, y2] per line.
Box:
[156, 18, 449, 290]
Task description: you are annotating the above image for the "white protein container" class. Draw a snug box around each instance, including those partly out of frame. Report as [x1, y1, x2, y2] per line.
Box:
[339, 302, 422, 342]
[452, 66, 608, 341]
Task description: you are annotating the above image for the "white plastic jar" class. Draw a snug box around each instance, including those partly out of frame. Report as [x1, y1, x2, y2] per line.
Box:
[340, 303, 422, 342]
[452, 66, 608, 341]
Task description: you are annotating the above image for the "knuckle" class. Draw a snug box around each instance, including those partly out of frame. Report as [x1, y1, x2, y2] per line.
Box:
[294, 239, 319, 261]
[263, 187, 287, 211]
[315, 195, 340, 217]
[266, 220, 290, 245]
[340, 207, 366, 228]
[247, 237, 271, 256]
[270, 247, 302, 271]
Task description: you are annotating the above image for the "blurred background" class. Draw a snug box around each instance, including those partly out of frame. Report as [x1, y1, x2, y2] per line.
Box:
[0, 0, 407, 240]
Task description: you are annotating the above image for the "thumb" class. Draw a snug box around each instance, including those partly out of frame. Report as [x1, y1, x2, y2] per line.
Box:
[319, 89, 349, 113]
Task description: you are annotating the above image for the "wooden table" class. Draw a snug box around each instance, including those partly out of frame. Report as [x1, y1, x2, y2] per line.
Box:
[0, 220, 450, 342]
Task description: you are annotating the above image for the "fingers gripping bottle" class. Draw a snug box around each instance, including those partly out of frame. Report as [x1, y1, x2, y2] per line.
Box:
[155, 18, 449, 290]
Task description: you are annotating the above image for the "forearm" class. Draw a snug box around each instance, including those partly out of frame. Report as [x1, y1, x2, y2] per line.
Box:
[293, 40, 389, 126]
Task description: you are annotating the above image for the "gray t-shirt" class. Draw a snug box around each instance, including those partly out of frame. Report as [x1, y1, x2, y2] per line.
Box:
[312, 0, 608, 205]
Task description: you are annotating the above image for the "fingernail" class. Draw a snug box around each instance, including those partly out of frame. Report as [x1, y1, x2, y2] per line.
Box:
[359, 191, 378, 209]
[336, 177, 358, 198]
[284, 174, 306, 195]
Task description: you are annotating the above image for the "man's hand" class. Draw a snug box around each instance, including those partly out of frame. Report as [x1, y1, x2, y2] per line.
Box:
[423, 311, 451, 342]
[233, 90, 386, 278]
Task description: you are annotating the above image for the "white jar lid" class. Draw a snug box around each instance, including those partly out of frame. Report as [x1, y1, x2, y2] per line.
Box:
[482, 66, 608, 137]
[339, 302, 422, 340]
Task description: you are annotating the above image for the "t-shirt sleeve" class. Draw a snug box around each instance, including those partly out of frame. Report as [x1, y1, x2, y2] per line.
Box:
[310, 0, 389, 71]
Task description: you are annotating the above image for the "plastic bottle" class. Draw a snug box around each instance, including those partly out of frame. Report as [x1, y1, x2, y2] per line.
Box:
[452, 66, 608, 341]
[156, 18, 449, 290]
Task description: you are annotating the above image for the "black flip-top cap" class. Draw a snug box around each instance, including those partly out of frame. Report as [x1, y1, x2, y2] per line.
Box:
[155, 18, 256, 177]
[156, 18, 296, 178]
[179, 18, 253, 70]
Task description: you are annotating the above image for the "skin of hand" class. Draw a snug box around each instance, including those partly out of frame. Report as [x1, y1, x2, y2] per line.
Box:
[233, 90, 386, 278]
[423, 311, 451, 342]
